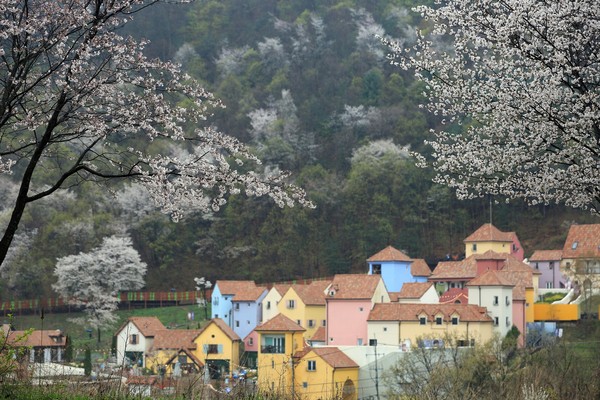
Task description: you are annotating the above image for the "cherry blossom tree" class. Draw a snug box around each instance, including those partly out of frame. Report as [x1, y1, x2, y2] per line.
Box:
[52, 235, 146, 341]
[0, 0, 310, 267]
[384, 0, 600, 212]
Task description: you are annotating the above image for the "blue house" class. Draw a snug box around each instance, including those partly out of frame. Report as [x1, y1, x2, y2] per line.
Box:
[367, 246, 431, 292]
[212, 280, 267, 338]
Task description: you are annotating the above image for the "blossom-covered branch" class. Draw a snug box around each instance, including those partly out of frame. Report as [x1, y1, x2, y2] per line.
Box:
[383, 0, 600, 212]
[0, 0, 312, 265]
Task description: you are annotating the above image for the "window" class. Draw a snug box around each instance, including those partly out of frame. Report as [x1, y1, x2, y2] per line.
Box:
[419, 316, 427, 325]
[307, 360, 316, 371]
[546, 282, 554, 289]
[435, 316, 443, 325]
[472, 243, 477, 252]
[296, 320, 301, 326]
[207, 344, 219, 354]
[357, 338, 363, 345]
[302, 382, 308, 388]
[369, 339, 378, 346]
[359, 307, 364, 312]
[372, 264, 382, 274]
[266, 301, 271, 310]
[235, 303, 239, 310]
[235, 320, 240, 328]
[287, 299, 295, 309]
[549, 261, 554, 270]
[262, 336, 285, 354]
[129, 334, 138, 345]
[505, 296, 510, 306]
[572, 242, 578, 250]
[512, 244, 517, 251]
[248, 337, 253, 346]
[383, 327, 387, 332]
[506, 317, 510, 327]
[534, 263, 539, 270]
[494, 317, 499, 326]
[308, 320, 315, 328]
[322, 320, 327, 327]
[493, 296, 499, 306]
[451, 317, 459, 325]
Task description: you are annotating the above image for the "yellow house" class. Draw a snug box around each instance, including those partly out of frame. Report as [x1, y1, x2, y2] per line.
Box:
[278, 280, 330, 340]
[262, 284, 292, 323]
[256, 314, 305, 398]
[295, 347, 359, 400]
[464, 223, 524, 261]
[193, 318, 241, 380]
[146, 329, 203, 374]
[367, 303, 494, 348]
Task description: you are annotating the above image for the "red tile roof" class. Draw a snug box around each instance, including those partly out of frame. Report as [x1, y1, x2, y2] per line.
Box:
[255, 314, 306, 332]
[430, 257, 478, 281]
[152, 329, 202, 350]
[216, 280, 258, 296]
[529, 250, 563, 262]
[232, 285, 267, 302]
[410, 259, 432, 277]
[439, 288, 469, 304]
[207, 318, 241, 341]
[326, 274, 383, 300]
[118, 316, 165, 337]
[369, 303, 492, 322]
[7, 329, 65, 348]
[562, 224, 600, 259]
[292, 281, 331, 306]
[467, 270, 514, 287]
[464, 223, 515, 243]
[310, 347, 358, 369]
[367, 246, 411, 262]
[397, 282, 434, 299]
[310, 326, 326, 342]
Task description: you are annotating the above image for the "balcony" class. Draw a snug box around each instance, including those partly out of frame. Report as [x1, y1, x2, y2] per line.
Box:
[261, 345, 285, 354]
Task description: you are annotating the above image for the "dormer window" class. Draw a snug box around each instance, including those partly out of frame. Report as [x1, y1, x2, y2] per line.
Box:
[435, 316, 443, 325]
[372, 264, 382, 274]
[572, 242, 578, 250]
[451, 316, 459, 325]
[419, 316, 427, 325]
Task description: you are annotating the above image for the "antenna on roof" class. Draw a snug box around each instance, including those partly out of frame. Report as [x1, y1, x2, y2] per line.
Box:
[489, 195, 493, 226]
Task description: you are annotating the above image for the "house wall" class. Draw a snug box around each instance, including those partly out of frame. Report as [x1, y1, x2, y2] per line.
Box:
[262, 289, 283, 323]
[193, 323, 240, 372]
[466, 241, 512, 259]
[232, 290, 267, 339]
[468, 285, 513, 338]
[295, 351, 359, 400]
[530, 260, 567, 289]
[369, 260, 412, 293]
[257, 331, 304, 397]
[326, 300, 372, 346]
[304, 305, 327, 340]
[367, 320, 494, 348]
[211, 285, 234, 328]
[115, 322, 152, 367]
[278, 289, 307, 329]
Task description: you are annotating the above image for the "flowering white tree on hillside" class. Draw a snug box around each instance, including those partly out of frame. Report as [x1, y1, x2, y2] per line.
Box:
[53, 235, 146, 341]
[0, 0, 310, 267]
[384, 0, 600, 212]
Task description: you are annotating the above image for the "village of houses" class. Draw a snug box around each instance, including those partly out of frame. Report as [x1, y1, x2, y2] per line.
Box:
[4, 222, 600, 399]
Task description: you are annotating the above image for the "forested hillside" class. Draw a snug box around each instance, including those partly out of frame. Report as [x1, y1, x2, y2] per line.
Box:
[0, 0, 597, 299]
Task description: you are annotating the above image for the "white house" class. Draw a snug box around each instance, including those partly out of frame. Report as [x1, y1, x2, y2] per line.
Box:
[115, 316, 165, 368]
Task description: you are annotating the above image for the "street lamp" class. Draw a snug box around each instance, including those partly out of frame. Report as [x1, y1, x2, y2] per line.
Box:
[194, 277, 212, 321]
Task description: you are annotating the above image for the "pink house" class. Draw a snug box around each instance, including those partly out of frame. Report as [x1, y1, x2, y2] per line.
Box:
[325, 274, 390, 346]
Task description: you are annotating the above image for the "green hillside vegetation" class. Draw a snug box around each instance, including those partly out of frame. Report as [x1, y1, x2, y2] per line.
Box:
[0, 0, 598, 302]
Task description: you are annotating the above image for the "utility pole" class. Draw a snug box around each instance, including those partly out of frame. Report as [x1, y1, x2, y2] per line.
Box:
[374, 339, 380, 400]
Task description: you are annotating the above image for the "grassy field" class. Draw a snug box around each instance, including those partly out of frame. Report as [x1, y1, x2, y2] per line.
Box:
[3, 303, 212, 361]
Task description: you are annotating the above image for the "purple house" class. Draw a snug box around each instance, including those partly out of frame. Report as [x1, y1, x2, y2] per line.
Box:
[529, 250, 566, 289]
